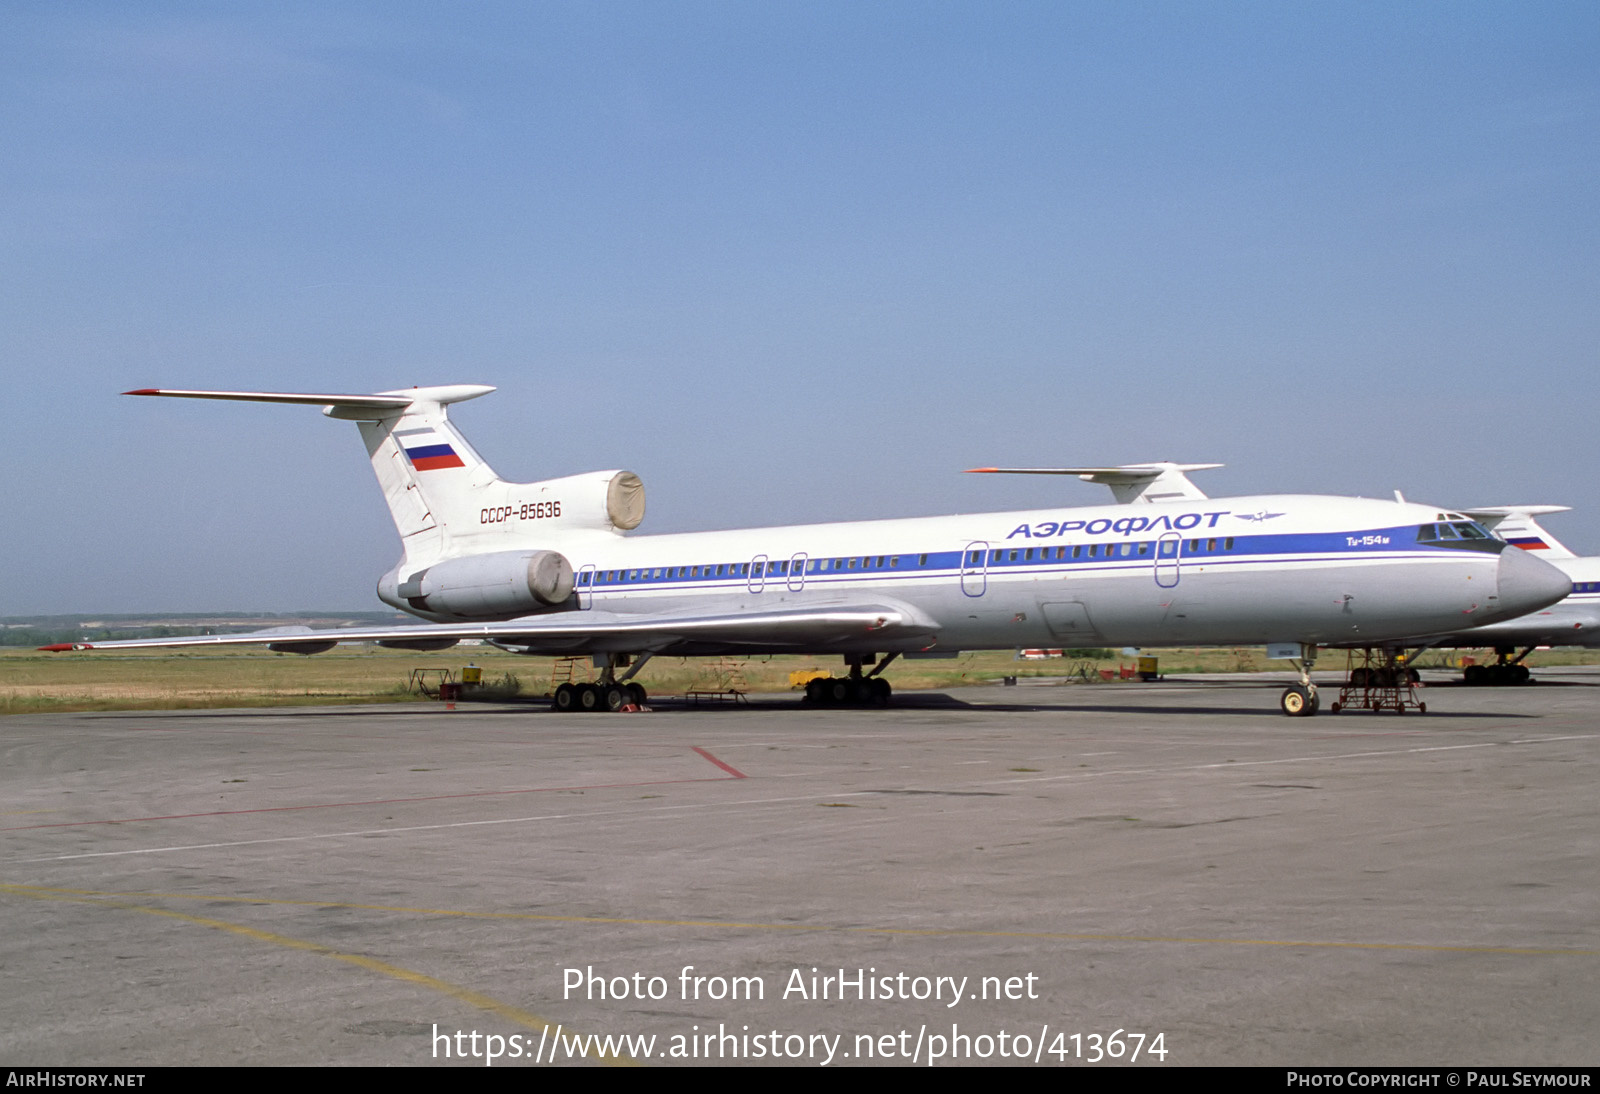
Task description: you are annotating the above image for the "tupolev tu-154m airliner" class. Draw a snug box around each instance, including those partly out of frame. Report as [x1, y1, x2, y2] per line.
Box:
[43, 384, 1571, 716]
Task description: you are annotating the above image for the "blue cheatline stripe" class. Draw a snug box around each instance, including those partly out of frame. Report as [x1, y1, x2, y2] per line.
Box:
[571, 525, 1480, 592]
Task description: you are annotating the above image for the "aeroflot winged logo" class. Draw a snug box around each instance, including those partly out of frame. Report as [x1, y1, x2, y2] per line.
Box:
[397, 429, 466, 471]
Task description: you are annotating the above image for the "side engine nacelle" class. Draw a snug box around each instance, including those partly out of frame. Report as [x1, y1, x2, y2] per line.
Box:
[385, 549, 575, 619]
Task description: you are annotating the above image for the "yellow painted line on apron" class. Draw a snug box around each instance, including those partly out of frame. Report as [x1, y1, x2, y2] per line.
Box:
[0, 882, 635, 1065]
[5, 882, 1593, 958]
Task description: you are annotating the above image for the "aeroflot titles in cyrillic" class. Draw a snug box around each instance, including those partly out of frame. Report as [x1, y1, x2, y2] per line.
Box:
[1006, 510, 1231, 539]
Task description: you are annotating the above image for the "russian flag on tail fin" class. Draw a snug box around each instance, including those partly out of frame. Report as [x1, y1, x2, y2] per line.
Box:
[397, 428, 467, 471]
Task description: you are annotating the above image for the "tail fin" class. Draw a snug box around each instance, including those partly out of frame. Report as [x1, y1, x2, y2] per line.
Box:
[347, 385, 499, 560]
[1460, 506, 1578, 559]
[125, 386, 644, 567]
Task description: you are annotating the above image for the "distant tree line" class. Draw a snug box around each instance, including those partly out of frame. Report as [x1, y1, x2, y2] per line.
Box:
[1, 612, 402, 649]
[1, 626, 224, 647]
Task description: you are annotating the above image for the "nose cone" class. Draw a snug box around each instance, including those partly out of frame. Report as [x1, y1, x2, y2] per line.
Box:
[1495, 547, 1572, 618]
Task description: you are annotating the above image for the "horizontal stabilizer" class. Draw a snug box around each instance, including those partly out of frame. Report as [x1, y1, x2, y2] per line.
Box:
[125, 385, 494, 420]
[965, 462, 1221, 504]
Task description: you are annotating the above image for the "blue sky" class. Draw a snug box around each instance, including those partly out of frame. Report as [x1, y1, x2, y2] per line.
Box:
[3, 2, 1596, 613]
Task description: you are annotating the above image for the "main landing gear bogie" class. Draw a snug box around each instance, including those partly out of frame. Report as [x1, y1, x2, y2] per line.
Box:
[1347, 667, 1421, 687]
[804, 675, 892, 707]
[1464, 663, 1531, 685]
[553, 681, 647, 713]
[1463, 647, 1535, 686]
[802, 653, 898, 708]
[1331, 648, 1428, 714]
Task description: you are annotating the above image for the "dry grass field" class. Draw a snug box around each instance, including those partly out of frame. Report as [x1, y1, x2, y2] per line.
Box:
[5, 642, 1599, 715]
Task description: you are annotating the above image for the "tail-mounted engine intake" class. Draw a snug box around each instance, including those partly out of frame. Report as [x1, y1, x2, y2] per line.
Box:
[480, 469, 643, 533]
[395, 549, 575, 619]
[556, 469, 645, 532]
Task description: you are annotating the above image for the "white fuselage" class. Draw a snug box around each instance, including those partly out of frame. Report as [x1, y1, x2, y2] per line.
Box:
[382, 493, 1563, 656]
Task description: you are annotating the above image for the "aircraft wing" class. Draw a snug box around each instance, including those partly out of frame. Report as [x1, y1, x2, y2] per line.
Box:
[41, 600, 941, 657]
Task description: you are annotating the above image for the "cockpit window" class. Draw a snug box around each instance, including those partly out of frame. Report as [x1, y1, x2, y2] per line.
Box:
[1417, 521, 1503, 552]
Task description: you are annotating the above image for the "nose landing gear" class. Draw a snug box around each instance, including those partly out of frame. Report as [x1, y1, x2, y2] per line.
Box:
[1280, 684, 1320, 716]
[1273, 644, 1320, 717]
